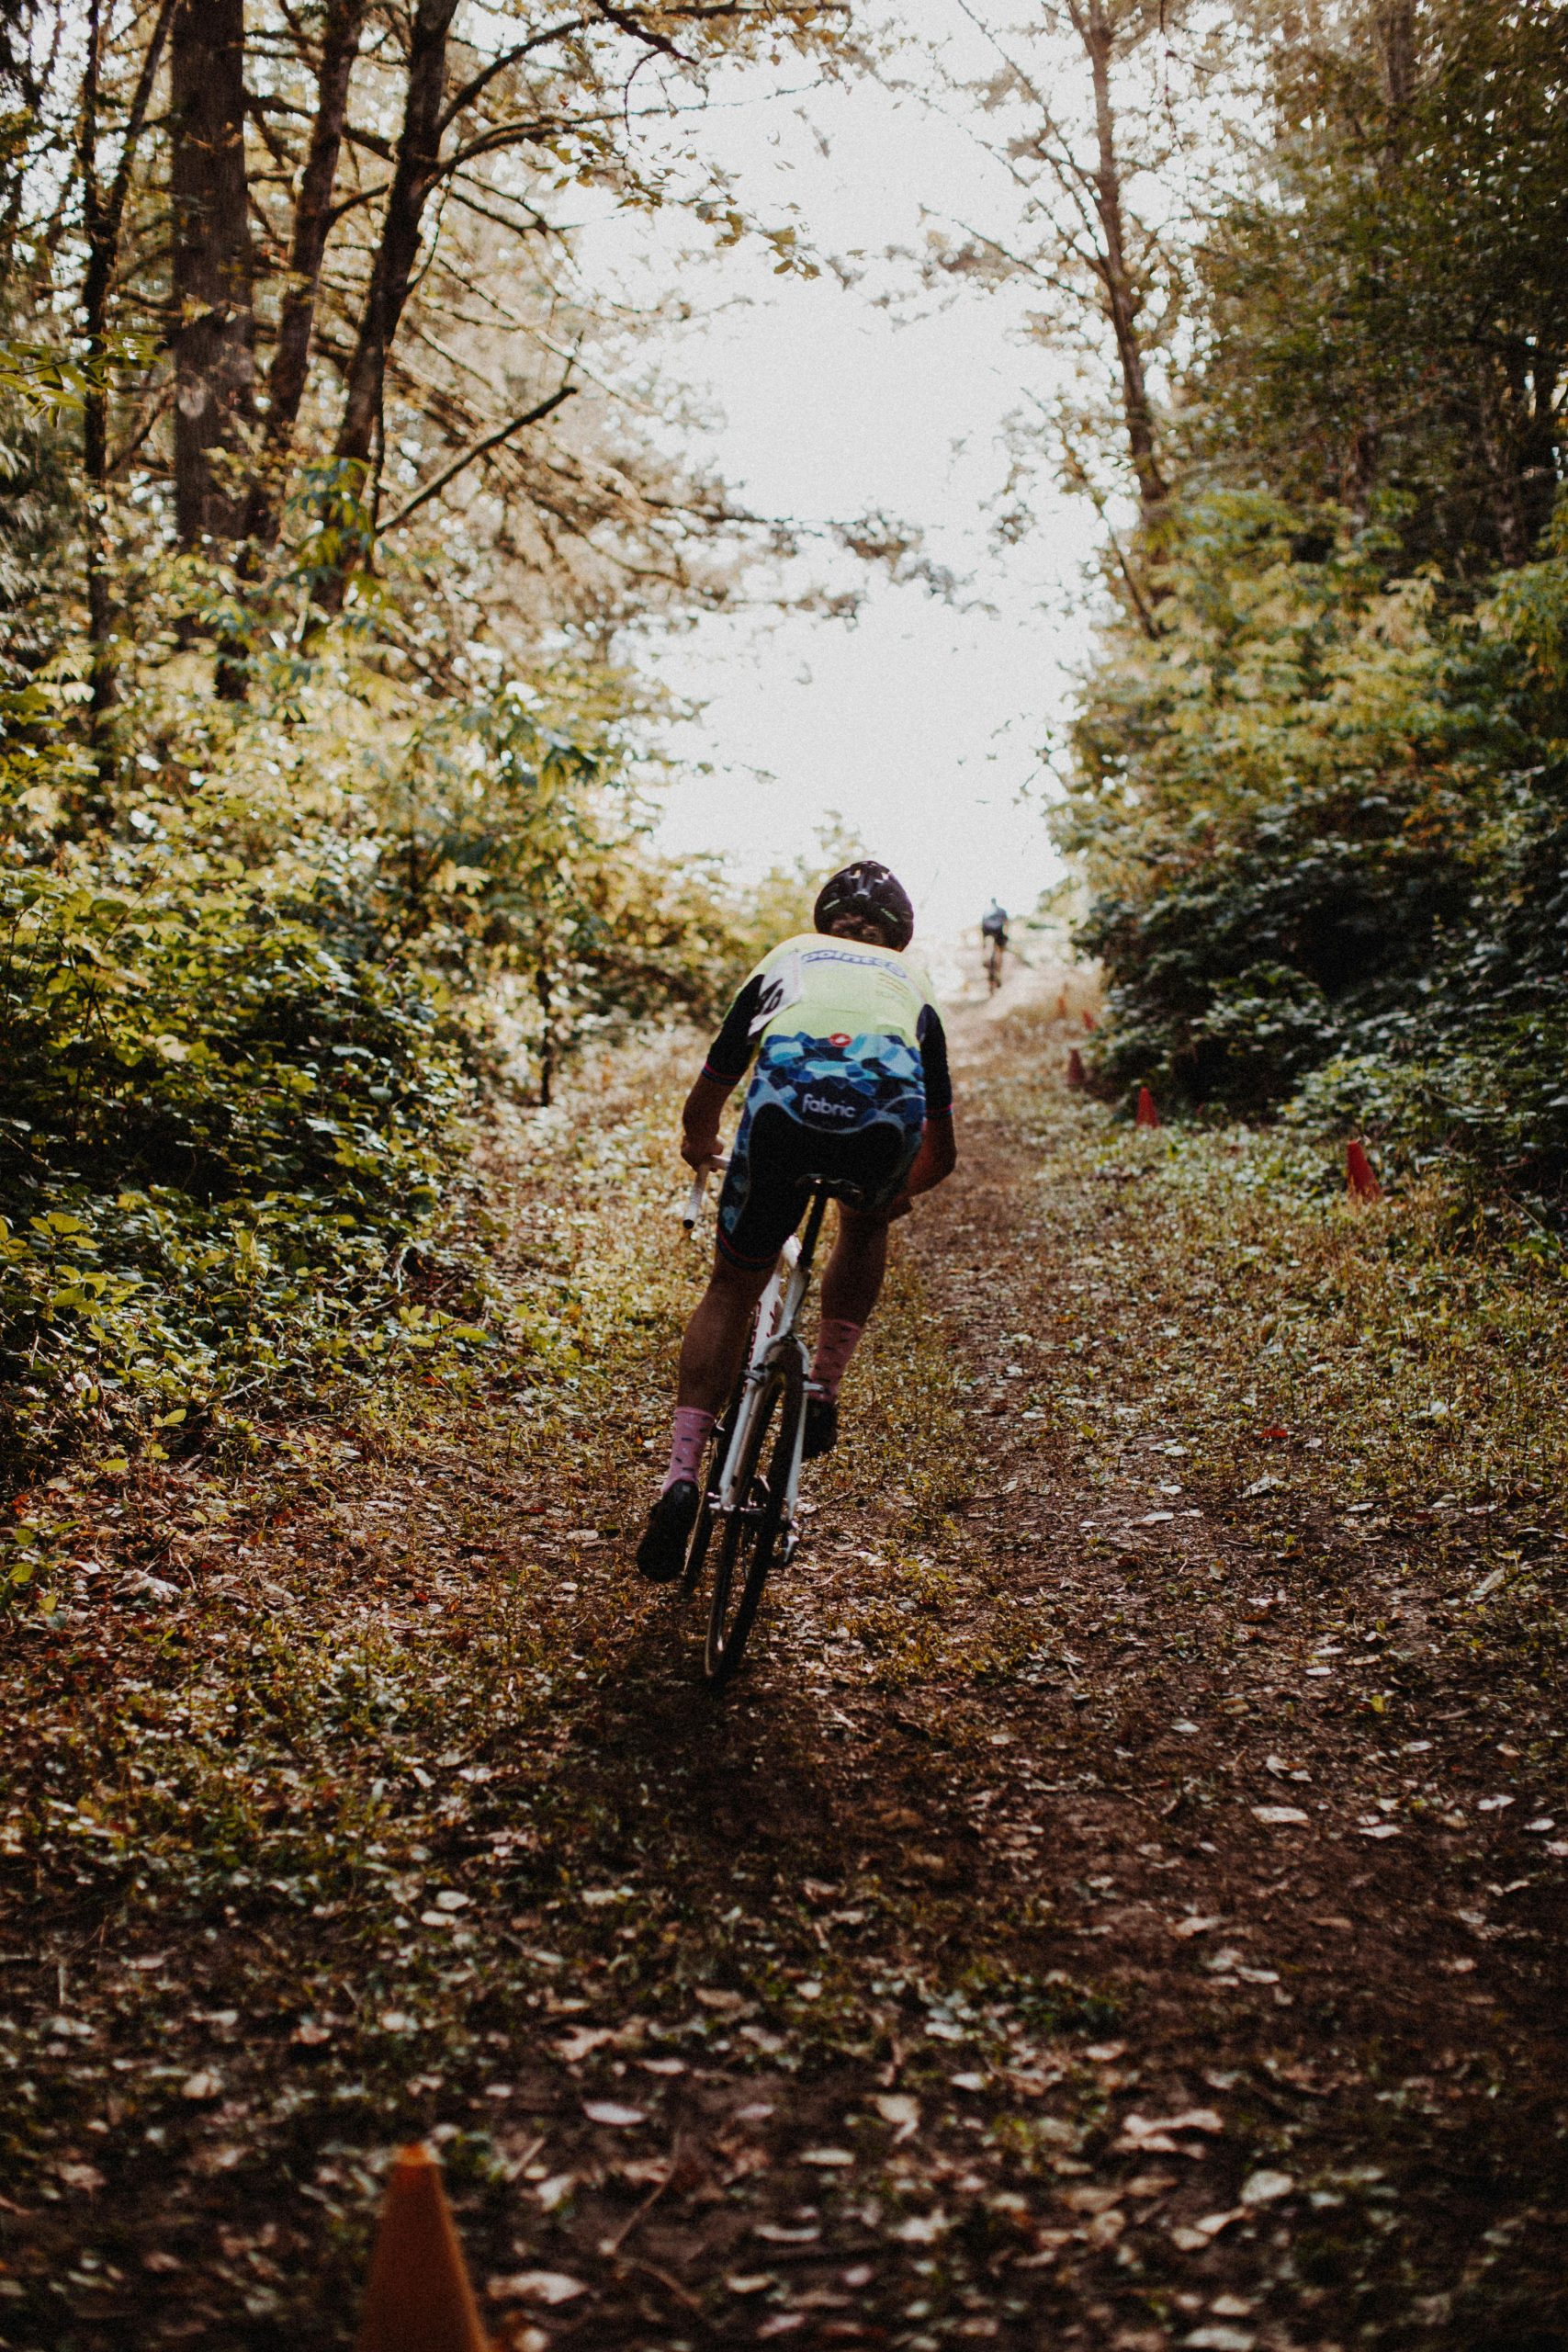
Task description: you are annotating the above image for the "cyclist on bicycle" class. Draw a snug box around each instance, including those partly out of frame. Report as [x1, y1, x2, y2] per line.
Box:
[637, 860, 958, 1582]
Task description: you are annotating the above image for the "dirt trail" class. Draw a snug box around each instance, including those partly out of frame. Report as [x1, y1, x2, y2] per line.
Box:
[4, 995, 1566, 2352]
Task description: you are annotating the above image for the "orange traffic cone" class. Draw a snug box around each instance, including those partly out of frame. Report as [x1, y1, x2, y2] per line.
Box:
[1134, 1084, 1159, 1128]
[1055, 989, 1069, 1020]
[1066, 1047, 1086, 1089]
[1346, 1139, 1382, 1201]
[356, 2144, 491, 2352]
[1082, 1008, 1096, 1032]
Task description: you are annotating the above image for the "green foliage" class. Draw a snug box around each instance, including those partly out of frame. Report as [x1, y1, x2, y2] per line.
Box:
[0, 567, 766, 1490]
[1194, 0, 1568, 579]
[1063, 1, 1568, 1211]
[1064, 492, 1568, 1201]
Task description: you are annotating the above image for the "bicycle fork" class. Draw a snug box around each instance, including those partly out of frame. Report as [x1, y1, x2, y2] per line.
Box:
[716, 1186, 829, 1552]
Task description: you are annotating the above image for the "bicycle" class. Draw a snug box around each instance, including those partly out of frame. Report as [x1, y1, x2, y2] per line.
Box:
[675, 1156, 833, 1687]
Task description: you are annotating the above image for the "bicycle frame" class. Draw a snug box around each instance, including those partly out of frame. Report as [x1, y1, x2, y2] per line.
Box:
[683, 1161, 831, 1554]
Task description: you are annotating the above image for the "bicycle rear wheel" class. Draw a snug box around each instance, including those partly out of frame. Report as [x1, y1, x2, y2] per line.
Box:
[705, 1350, 803, 1687]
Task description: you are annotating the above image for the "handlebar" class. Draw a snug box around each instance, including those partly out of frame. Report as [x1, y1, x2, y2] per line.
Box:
[682, 1155, 730, 1230]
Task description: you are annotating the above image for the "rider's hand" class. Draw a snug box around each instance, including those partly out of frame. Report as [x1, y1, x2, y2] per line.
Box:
[681, 1128, 721, 1172]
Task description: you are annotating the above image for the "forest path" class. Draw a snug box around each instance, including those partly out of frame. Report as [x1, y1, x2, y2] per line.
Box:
[6, 991, 1566, 2352]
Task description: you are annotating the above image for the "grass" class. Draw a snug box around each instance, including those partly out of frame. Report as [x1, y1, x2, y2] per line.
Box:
[2, 998, 1565, 2348]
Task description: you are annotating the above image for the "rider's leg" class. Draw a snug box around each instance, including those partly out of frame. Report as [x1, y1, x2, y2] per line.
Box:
[641, 1250, 775, 1578]
[675, 1250, 774, 1415]
[808, 1204, 886, 1414]
[819, 1204, 887, 1329]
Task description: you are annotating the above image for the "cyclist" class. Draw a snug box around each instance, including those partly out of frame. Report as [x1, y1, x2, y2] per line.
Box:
[637, 860, 958, 1582]
[981, 899, 1009, 990]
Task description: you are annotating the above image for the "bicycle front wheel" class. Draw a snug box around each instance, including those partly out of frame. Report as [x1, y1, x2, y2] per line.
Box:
[679, 1374, 741, 1597]
[705, 1351, 803, 1688]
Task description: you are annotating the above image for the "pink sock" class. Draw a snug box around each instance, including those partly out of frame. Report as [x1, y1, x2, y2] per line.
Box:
[663, 1407, 715, 1493]
[810, 1317, 864, 1402]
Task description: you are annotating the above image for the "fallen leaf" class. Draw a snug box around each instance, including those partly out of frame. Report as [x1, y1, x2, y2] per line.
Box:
[1239, 2168, 1293, 2204]
[893, 2211, 948, 2243]
[180, 2071, 221, 2102]
[1172, 1916, 1224, 1939]
[56, 2162, 105, 2193]
[582, 2100, 646, 2127]
[799, 2146, 854, 2166]
[556, 2026, 615, 2063]
[875, 2094, 919, 2139]
[487, 2270, 587, 2306]
[1252, 1804, 1309, 1826]
[1171, 2209, 1242, 2250]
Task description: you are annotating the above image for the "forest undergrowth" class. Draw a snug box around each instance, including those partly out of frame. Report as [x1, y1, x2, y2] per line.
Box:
[1, 989, 1564, 2352]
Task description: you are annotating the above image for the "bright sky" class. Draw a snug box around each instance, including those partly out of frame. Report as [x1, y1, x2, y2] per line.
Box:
[585, 14, 1105, 944]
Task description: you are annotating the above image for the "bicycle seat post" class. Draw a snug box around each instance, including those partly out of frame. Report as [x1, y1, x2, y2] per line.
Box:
[795, 1180, 832, 1278]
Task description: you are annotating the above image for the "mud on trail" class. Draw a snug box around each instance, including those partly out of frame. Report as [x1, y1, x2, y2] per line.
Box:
[4, 997, 1567, 2352]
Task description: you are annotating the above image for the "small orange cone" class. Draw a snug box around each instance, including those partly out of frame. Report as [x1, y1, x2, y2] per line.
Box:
[1055, 989, 1069, 1020]
[1082, 1008, 1096, 1032]
[356, 2144, 492, 2352]
[1134, 1084, 1159, 1128]
[1066, 1047, 1086, 1089]
[1346, 1139, 1382, 1201]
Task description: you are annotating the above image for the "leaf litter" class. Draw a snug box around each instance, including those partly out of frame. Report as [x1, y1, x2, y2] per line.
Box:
[1, 1000, 1566, 2346]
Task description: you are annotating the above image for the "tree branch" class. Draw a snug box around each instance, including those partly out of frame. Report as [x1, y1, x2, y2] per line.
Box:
[378, 381, 578, 531]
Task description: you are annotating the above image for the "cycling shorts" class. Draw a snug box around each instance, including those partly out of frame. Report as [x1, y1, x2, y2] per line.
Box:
[716, 1032, 926, 1271]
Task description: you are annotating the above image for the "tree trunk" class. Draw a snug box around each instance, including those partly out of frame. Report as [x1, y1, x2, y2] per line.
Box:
[1078, 0, 1168, 531]
[78, 0, 175, 752]
[536, 964, 556, 1108]
[1374, 0, 1416, 113]
[334, 0, 458, 477]
[243, 0, 368, 548]
[169, 0, 254, 548]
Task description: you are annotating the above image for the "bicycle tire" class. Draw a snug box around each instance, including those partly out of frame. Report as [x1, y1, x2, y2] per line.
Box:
[679, 1374, 741, 1597]
[705, 1348, 803, 1687]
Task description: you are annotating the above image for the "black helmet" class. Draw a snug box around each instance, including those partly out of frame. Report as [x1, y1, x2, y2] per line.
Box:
[813, 859, 915, 951]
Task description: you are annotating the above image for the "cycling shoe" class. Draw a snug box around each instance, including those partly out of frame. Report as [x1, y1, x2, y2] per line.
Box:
[802, 1396, 839, 1461]
[637, 1480, 699, 1583]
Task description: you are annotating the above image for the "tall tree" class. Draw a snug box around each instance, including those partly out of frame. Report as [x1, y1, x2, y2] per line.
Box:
[243, 0, 368, 548]
[907, 0, 1222, 625]
[168, 0, 254, 546]
[1194, 0, 1568, 577]
[333, 0, 457, 481]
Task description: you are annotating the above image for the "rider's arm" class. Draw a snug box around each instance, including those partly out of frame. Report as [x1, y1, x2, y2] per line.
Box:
[903, 1005, 957, 1199]
[682, 971, 767, 1168]
[681, 1070, 734, 1170]
[906, 1107, 956, 1197]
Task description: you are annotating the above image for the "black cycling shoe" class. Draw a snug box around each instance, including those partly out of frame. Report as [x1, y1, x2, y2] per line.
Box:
[802, 1395, 839, 1461]
[637, 1480, 699, 1583]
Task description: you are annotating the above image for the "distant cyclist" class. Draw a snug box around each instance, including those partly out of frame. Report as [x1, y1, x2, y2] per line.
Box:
[981, 899, 1009, 993]
[637, 861, 958, 1582]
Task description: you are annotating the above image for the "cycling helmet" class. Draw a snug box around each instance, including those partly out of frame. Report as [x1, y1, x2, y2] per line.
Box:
[813, 860, 915, 951]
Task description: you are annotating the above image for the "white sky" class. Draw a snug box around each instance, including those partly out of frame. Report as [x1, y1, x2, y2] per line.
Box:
[583, 16, 1107, 944]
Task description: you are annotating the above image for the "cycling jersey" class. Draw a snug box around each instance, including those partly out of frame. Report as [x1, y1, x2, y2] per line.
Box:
[704, 933, 952, 1109]
[703, 933, 953, 1269]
